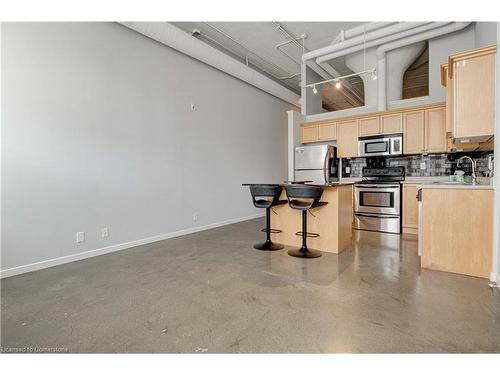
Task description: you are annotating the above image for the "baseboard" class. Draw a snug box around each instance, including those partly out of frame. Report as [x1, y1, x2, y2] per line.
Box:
[0, 213, 264, 279]
[490, 272, 500, 283]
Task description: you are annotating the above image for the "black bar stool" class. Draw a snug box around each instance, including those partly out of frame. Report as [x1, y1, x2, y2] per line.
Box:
[248, 184, 287, 251]
[284, 185, 327, 258]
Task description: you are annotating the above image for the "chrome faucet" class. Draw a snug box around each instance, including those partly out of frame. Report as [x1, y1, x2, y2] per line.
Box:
[456, 156, 477, 183]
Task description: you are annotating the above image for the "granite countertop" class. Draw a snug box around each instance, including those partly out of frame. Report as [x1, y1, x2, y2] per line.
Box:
[401, 176, 451, 184]
[417, 182, 494, 190]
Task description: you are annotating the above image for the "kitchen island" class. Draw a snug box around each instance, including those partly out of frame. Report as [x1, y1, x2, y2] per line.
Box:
[271, 183, 354, 254]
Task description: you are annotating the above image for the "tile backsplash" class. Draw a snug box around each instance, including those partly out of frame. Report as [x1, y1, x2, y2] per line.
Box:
[342, 151, 494, 178]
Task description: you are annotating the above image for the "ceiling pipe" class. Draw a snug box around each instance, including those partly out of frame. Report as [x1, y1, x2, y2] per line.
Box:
[119, 22, 300, 106]
[302, 22, 431, 62]
[316, 22, 451, 63]
[376, 22, 472, 111]
[272, 21, 363, 106]
[331, 22, 398, 43]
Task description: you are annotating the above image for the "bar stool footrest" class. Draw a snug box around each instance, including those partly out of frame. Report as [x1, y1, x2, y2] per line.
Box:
[295, 231, 320, 238]
[261, 228, 282, 234]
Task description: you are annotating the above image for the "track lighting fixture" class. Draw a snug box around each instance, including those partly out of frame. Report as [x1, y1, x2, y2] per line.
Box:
[335, 81, 341, 89]
[312, 85, 318, 95]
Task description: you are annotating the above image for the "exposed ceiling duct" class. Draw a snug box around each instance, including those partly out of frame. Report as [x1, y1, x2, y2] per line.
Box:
[303, 21, 472, 112]
[331, 22, 398, 43]
[119, 22, 301, 107]
[376, 22, 472, 110]
[302, 22, 432, 62]
[315, 22, 451, 63]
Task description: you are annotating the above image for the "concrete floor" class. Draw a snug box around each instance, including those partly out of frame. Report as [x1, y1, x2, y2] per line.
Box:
[2, 218, 500, 353]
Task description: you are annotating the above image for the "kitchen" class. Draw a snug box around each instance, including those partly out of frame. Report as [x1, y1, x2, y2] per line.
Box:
[2, 19, 500, 358]
[264, 42, 497, 281]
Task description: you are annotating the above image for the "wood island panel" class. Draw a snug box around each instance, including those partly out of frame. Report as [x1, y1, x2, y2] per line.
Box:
[421, 188, 493, 279]
[271, 185, 353, 254]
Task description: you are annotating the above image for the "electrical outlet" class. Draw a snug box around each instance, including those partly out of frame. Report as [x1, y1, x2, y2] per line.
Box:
[101, 227, 109, 238]
[420, 162, 426, 170]
[345, 166, 351, 174]
[190, 103, 196, 111]
[76, 231, 85, 243]
[193, 213, 198, 222]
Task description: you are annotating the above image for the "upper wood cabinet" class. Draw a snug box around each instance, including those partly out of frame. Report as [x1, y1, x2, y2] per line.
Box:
[403, 105, 447, 155]
[299, 122, 336, 143]
[359, 114, 401, 136]
[337, 119, 359, 158]
[403, 110, 425, 154]
[318, 123, 337, 141]
[445, 45, 496, 140]
[359, 116, 380, 136]
[381, 113, 403, 134]
[300, 103, 447, 156]
[300, 124, 318, 143]
[440, 64, 454, 134]
[425, 106, 447, 153]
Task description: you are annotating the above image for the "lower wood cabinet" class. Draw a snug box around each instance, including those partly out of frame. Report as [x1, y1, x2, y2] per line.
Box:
[421, 188, 493, 279]
[402, 184, 419, 235]
[337, 119, 359, 158]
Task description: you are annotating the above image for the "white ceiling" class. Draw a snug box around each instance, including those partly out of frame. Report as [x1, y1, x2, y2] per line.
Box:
[172, 22, 364, 93]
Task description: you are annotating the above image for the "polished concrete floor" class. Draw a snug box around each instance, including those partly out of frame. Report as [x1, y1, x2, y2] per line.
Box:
[2, 218, 500, 353]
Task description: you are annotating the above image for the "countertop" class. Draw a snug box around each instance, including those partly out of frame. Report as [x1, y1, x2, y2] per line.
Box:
[416, 182, 494, 190]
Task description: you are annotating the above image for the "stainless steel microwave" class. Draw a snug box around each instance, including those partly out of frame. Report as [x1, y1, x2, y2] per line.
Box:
[358, 133, 403, 157]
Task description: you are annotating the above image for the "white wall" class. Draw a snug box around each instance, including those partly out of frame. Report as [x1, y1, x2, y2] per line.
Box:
[1, 22, 295, 275]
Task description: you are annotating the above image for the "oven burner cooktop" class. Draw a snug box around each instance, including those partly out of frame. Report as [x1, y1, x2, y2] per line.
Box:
[359, 166, 405, 183]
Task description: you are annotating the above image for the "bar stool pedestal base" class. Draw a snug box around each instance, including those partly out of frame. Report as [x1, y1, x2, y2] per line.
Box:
[254, 240, 284, 251]
[287, 246, 322, 258]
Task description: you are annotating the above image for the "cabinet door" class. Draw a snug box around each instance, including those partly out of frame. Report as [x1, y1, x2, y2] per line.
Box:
[318, 123, 337, 141]
[403, 185, 418, 233]
[403, 110, 425, 154]
[446, 74, 454, 133]
[425, 106, 447, 153]
[359, 116, 380, 136]
[337, 120, 359, 158]
[454, 53, 495, 138]
[381, 113, 403, 134]
[300, 124, 318, 143]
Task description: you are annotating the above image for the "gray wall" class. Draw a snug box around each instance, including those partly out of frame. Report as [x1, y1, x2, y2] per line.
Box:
[474, 22, 498, 48]
[1, 22, 294, 272]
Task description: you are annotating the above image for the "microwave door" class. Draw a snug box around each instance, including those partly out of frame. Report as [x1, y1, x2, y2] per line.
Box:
[295, 145, 328, 170]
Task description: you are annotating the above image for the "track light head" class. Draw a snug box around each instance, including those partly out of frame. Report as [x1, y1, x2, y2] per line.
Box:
[312, 85, 318, 95]
[335, 81, 341, 89]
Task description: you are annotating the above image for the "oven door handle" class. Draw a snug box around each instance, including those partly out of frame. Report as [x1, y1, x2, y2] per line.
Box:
[355, 184, 401, 188]
[354, 213, 400, 219]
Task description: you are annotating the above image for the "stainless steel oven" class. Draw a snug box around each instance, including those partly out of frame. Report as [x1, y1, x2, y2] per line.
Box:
[353, 166, 404, 234]
[354, 183, 401, 234]
[354, 183, 400, 216]
[358, 133, 402, 157]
